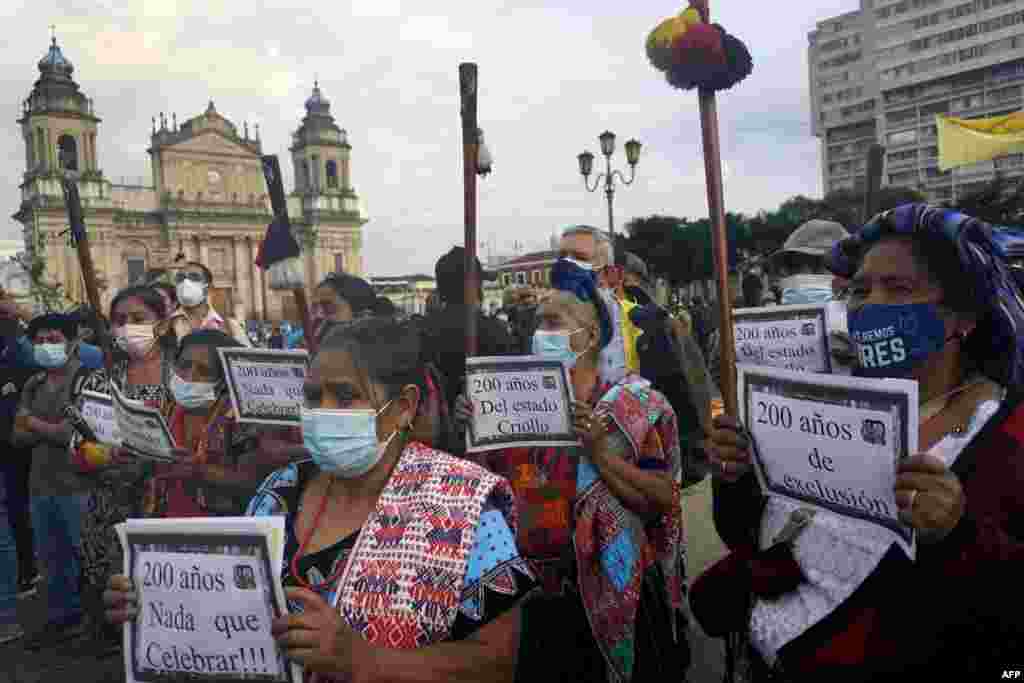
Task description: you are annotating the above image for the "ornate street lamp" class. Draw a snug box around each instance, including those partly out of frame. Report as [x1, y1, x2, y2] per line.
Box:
[578, 131, 641, 239]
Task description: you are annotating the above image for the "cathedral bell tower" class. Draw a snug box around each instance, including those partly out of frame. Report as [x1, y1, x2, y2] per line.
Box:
[290, 81, 353, 200]
[18, 34, 104, 193]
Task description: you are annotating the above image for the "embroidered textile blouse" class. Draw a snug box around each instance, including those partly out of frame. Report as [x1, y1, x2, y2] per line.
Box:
[246, 461, 537, 639]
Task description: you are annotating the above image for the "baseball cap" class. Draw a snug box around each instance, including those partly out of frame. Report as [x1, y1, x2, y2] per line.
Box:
[623, 252, 651, 284]
[435, 247, 496, 303]
[770, 220, 850, 265]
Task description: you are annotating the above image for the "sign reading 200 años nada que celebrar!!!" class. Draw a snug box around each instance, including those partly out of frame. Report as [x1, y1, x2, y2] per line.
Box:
[465, 356, 578, 453]
[738, 364, 919, 557]
[118, 516, 299, 683]
[218, 349, 310, 426]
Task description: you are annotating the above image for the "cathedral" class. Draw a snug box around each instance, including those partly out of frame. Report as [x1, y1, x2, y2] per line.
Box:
[12, 36, 367, 322]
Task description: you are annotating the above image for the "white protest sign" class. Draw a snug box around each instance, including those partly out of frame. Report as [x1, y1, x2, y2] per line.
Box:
[733, 304, 838, 373]
[465, 356, 578, 453]
[79, 390, 121, 446]
[120, 517, 300, 683]
[218, 349, 309, 426]
[112, 383, 177, 462]
[738, 364, 919, 557]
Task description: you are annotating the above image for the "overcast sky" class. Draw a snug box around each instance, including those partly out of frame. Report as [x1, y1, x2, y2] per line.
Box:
[1, 0, 855, 277]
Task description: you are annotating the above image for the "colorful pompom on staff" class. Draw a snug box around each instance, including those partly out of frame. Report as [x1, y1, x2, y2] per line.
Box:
[646, 1, 752, 92]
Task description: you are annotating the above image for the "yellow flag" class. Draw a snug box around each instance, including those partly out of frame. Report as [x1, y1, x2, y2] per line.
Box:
[936, 111, 1024, 171]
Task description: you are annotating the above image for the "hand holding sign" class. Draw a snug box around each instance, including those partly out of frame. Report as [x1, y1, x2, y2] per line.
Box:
[705, 415, 754, 483]
[273, 588, 369, 678]
[895, 454, 965, 544]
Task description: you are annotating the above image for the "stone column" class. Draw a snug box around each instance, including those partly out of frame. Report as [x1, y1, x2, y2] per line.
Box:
[247, 237, 260, 319]
[232, 236, 248, 318]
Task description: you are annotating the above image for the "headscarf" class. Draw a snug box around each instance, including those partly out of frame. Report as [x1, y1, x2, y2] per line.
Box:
[549, 258, 626, 385]
[826, 203, 1024, 387]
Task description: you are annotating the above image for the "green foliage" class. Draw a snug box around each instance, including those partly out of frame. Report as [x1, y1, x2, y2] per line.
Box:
[942, 175, 1024, 227]
[13, 250, 69, 313]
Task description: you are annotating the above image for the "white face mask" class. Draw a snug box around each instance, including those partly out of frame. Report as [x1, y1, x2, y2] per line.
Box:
[301, 401, 398, 478]
[113, 323, 156, 360]
[177, 279, 208, 308]
[169, 371, 219, 410]
[779, 274, 834, 305]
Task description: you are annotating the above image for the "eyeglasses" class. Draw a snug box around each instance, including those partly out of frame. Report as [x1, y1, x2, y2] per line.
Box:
[175, 272, 206, 284]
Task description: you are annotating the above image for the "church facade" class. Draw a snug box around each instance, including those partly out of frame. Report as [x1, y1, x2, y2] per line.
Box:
[12, 37, 367, 322]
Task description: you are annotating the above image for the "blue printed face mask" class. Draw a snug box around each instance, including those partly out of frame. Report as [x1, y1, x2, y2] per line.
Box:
[847, 303, 954, 379]
[779, 274, 834, 306]
[562, 257, 594, 272]
[34, 343, 68, 369]
[301, 401, 398, 478]
[532, 328, 591, 368]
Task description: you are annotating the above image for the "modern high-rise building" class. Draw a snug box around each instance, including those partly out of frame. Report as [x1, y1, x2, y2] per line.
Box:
[809, 0, 1024, 203]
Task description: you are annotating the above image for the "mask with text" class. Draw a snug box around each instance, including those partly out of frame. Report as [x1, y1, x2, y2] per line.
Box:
[847, 303, 952, 379]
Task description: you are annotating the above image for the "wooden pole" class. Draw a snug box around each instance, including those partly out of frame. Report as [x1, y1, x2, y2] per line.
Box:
[460, 63, 480, 357]
[696, 0, 737, 416]
[61, 177, 103, 315]
[862, 144, 885, 223]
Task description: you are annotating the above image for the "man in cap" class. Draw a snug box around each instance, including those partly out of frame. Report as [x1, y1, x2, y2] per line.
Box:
[768, 219, 850, 305]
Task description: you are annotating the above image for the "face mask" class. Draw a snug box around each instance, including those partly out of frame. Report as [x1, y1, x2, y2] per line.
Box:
[532, 329, 590, 368]
[779, 274, 835, 306]
[34, 343, 68, 369]
[113, 324, 156, 360]
[169, 371, 219, 410]
[562, 257, 594, 272]
[847, 303, 953, 379]
[177, 279, 208, 308]
[301, 401, 398, 478]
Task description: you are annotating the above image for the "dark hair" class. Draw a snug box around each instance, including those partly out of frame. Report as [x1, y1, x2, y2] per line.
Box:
[177, 329, 243, 380]
[28, 313, 77, 342]
[435, 247, 484, 304]
[152, 282, 177, 308]
[319, 317, 431, 404]
[373, 296, 398, 317]
[111, 286, 167, 320]
[317, 273, 376, 315]
[183, 261, 213, 285]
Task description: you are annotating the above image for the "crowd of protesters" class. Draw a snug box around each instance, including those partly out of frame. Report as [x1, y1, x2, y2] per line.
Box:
[0, 206, 1020, 681]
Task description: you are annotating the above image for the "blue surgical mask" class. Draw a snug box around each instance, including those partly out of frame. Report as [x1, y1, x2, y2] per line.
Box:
[301, 401, 398, 478]
[779, 274, 834, 306]
[169, 372, 220, 410]
[532, 328, 589, 368]
[34, 343, 68, 368]
[847, 303, 953, 379]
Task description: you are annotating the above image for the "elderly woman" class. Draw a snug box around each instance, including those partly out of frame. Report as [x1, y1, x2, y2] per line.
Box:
[462, 259, 687, 682]
[700, 205, 1024, 681]
[105, 316, 535, 682]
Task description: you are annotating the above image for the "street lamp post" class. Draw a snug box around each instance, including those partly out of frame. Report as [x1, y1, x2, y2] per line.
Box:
[578, 131, 642, 240]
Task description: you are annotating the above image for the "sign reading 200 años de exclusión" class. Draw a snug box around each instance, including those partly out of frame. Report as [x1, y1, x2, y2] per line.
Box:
[738, 364, 919, 557]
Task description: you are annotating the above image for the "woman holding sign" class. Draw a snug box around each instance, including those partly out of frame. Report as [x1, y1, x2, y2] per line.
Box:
[700, 205, 1024, 681]
[458, 258, 687, 683]
[70, 285, 176, 651]
[141, 330, 294, 519]
[107, 316, 536, 681]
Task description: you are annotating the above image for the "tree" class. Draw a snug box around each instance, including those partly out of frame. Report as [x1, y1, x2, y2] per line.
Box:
[944, 175, 1024, 227]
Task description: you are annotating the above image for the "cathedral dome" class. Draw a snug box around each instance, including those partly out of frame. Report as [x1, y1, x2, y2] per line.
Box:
[305, 82, 331, 113]
[38, 37, 74, 80]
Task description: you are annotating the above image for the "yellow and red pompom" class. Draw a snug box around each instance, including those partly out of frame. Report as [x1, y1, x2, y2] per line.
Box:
[645, 0, 753, 92]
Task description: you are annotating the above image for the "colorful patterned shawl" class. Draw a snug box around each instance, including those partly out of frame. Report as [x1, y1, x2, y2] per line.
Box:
[578, 375, 684, 682]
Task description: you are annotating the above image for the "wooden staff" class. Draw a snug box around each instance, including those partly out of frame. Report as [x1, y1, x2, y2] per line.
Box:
[696, 0, 737, 416]
[460, 62, 480, 357]
[863, 144, 885, 223]
[62, 176, 103, 315]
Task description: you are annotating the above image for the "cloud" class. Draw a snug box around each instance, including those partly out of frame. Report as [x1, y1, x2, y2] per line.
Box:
[1, 0, 851, 276]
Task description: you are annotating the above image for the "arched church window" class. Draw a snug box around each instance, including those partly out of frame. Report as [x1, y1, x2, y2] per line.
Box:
[57, 134, 78, 171]
[36, 129, 45, 169]
[326, 160, 338, 188]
